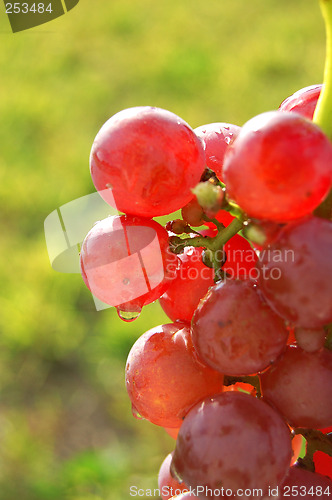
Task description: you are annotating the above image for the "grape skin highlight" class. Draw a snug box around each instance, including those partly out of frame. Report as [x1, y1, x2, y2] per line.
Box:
[90, 107, 206, 217]
[222, 111, 332, 222]
[80, 215, 178, 312]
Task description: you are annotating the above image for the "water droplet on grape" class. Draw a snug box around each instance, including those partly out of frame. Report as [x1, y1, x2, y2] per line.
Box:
[131, 404, 144, 420]
[116, 307, 142, 322]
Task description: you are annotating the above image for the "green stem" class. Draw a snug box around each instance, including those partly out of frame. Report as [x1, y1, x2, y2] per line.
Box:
[170, 217, 243, 254]
[209, 217, 243, 250]
[169, 217, 243, 281]
[313, 0, 332, 139]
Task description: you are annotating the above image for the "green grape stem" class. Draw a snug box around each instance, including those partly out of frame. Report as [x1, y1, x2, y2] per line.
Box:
[169, 217, 243, 281]
[312, 0, 332, 219]
[313, 0, 332, 139]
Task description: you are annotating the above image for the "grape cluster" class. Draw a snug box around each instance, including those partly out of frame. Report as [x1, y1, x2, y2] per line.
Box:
[79, 86, 332, 499]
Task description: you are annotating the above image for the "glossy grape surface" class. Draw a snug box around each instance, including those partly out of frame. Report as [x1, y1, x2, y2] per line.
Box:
[279, 84, 322, 119]
[125, 322, 224, 427]
[90, 107, 206, 217]
[80, 215, 177, 312]
[171, 392, 292, 499]
[195, 122, 241, 181]
[192, 280, 288, 376]
[260, 346, 332, 429]
[223, 111, 332, 222]
[257, 216, 332, 328]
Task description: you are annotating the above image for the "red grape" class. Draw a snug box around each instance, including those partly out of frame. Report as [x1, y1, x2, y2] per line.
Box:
[125, 322, 224, 428]
[80, 215, 178, 316]
[260, 346, 332, 429]
[90, 107, 205, 217]
[257, 216, 332, 328]
[294, 327, 326, 353]
[194, 122, 241, 181]
[280, 465, 332, 499]
[159, 246, 215, 323]
[314, 451, 332, 480]
[222, 111, 332, 222]
[279, 84, 322, 119]
[171, 392, 292, 499]
[191, 279, 288, 376]
[158, 453, 190, 500]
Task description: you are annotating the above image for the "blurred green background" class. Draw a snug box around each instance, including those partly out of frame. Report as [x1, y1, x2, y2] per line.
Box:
[0, 0, 325, 498]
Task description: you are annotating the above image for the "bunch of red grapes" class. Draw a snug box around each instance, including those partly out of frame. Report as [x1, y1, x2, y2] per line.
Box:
[79, 84, 332, 499]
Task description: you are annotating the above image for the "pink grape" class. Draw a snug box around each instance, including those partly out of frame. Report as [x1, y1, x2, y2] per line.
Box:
[125, 322, 224, 428]
[90, 107, 205, 217]
[279, 84, 322, 119]
[222, 111, 332, 222]
[194, 122, 241, 181]
[80, 215, 178, 314]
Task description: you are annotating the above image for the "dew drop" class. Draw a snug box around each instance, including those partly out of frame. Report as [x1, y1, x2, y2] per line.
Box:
[131, 404, 144, 420]
[116, 307, 142, 322]
[225, 136, 231, 145]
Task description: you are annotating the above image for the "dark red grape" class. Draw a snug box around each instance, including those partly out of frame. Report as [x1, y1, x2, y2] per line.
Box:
[171, 392, 292, 499]
[257, 216, 332, 328]
[192, 279, 288, 376]
[280, 465, 332, 499]
[260, 346, 332, 429]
